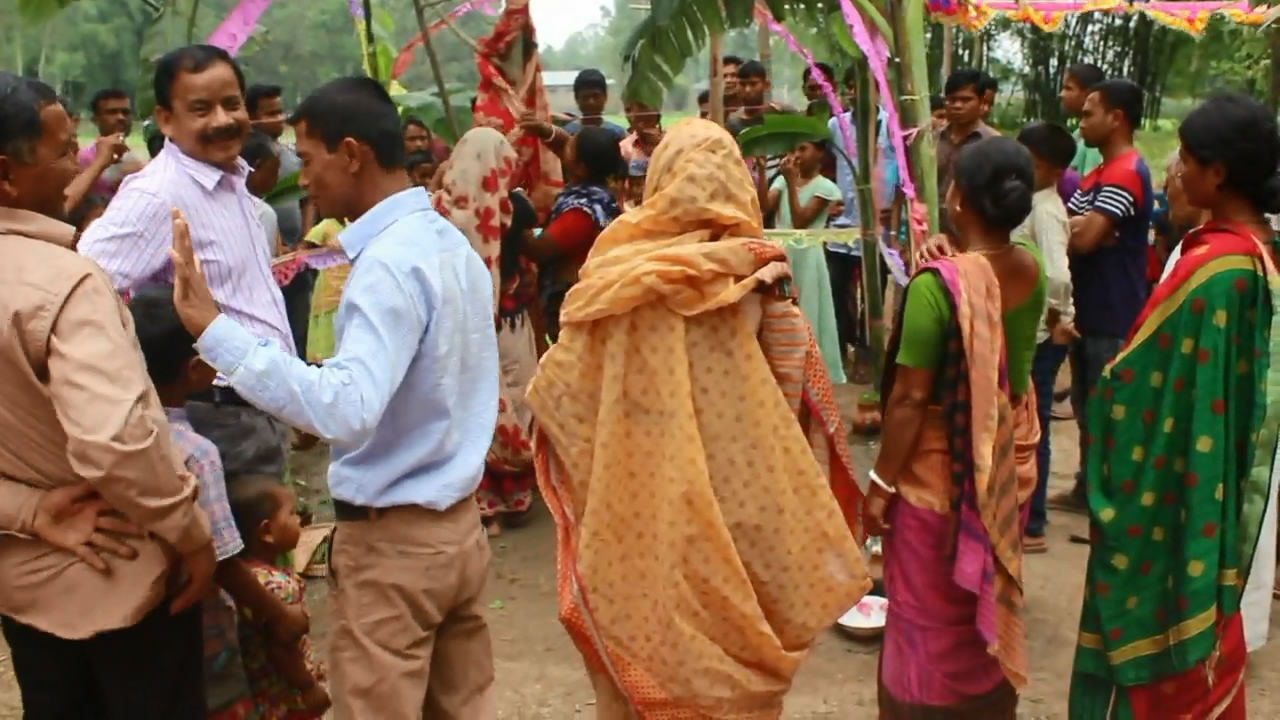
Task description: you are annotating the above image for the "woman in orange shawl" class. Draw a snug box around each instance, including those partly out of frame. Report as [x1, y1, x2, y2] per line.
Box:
[525, 118, 870, 718]
[433, 127, 540, 534]
[472, 0, 562, 214]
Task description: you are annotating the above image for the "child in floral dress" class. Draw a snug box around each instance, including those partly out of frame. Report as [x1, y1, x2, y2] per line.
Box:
[229, 476, 329, 719]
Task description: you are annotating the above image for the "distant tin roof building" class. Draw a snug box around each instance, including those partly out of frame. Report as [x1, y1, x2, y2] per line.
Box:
[542, 70, 615, 88]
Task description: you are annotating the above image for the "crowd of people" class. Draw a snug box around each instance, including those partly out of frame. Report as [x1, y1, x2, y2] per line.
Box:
[0, 6, 1278, 718]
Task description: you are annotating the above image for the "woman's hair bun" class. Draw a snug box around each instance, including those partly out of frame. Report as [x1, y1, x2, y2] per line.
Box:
[953, 137, 1035, 232]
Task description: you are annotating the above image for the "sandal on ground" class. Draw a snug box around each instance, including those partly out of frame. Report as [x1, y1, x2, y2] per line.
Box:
[1023, 535, 1048, 554]
[1047, 490, 1089, 515]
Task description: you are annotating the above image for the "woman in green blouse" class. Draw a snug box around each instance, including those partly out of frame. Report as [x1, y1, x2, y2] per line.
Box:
[867, 136, 1046, 718]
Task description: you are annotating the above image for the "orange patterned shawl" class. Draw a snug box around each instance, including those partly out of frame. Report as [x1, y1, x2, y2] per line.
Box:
[526, 119, 869, 718]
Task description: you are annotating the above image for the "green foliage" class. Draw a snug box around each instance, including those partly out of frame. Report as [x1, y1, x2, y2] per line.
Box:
[16, 0, 81, 23]
[736, 113, 830, 158]
[620, 0, 844, 107]
[394, 87, 474, 144]
[263, 170, 303, 206]
[8, 0, 489, 122]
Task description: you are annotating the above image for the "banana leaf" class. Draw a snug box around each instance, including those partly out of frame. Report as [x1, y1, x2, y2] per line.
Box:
[394, 92, 473, 145]
[736, 113, 831, 158]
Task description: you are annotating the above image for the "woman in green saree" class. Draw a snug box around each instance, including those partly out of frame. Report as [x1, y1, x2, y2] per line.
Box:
[1069, 91, 1280, 720]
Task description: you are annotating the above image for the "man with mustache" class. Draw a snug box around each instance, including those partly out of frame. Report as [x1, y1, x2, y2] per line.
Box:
[74, 87, 145, 205]
[0, 71, 215, 719]
[79, 45, 299, 493]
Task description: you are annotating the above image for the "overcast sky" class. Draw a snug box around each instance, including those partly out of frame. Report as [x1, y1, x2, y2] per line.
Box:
[529, 0, 610, 49]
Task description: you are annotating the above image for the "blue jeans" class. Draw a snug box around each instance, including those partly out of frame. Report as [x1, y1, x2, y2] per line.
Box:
[1027, 340, 1067, 537]
[1069, 334, 1127, 499]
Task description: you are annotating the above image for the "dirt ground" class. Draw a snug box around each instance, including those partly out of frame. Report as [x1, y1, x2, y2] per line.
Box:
[0, 383, 1278, 719]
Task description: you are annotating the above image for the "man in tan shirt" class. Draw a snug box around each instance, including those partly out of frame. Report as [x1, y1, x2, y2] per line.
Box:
[0, 73, 216, 718]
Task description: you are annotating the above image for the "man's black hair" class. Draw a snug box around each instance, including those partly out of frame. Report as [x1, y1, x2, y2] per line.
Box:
[289, 76, 404, 171]
[929, 94, 945, 113]
[978, 72, 999, 96]
[1065, 63, 1106, 92]
[402, 114, 428, 133]
[723, 55, 744, 68]
[89, 87, 129, 115]
[153, 44, 245, 111]
[1091, 78, 1144, 131]
[240, 128, 276, 168]
[405, 149, 434, 170]
[128, 287, 198, 388]
[245, 83, 283, 117]
[1016, 121, 1077, 171]
[146, 125, 167, 158]
[944, 68, 984, 97]
[737, 60, 768, 81]
[803, 62, 835, 85]
[842, 65, 859, 87]
[697, 89, 710, 105]
[573, 69, 608, 96]
[0, 73, 45, 163]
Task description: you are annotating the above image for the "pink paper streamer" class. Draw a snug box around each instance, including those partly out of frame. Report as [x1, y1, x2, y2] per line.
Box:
[270, 248, 350, 287]
[753, 8, 857, 173]
[837, 0, 916, 204]
[205, 0, 278, 56]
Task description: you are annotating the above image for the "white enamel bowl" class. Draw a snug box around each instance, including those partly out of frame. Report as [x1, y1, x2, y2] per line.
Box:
[836, 594, 888, 641]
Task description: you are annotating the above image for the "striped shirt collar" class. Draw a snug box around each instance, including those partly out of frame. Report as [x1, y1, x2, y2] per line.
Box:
[160, 139, 251, 192]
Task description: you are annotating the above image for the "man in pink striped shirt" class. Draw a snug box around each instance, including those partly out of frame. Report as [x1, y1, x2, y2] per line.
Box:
[79, 45, 294, 480]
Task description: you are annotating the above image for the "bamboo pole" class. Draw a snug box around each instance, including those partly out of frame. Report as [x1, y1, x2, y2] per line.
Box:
[941, 24, 953, 84]
[411, 0, 460, 140]
[757, 13, 771, 102]
[710, 34, 725, 126]
[854, 61, 885, 389]
[893, 0, 940, 239]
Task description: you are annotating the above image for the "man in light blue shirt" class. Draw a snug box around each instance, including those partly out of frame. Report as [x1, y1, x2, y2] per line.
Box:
[168, 76, 498, 719]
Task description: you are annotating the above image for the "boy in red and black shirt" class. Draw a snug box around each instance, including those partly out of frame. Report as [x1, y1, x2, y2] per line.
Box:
[1052, 79, 1154, 514]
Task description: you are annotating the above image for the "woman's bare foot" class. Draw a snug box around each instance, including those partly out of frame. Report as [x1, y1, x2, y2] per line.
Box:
[485, 518, 502, 537]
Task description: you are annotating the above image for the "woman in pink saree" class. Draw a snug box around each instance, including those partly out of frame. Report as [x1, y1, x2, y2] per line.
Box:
[868, 137, 1046, 718]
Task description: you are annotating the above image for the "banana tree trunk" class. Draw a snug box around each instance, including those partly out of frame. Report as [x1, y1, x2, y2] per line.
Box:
[709, 34, 725, 126]
[893, 0, 940, 245]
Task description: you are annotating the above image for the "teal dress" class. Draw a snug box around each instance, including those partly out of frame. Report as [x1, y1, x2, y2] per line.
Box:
[772, 174, 847, 383]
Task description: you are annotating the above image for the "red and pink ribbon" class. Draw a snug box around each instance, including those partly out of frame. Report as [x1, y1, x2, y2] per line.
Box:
[752, 7, 857, 173]
[206, 0, 278, 56]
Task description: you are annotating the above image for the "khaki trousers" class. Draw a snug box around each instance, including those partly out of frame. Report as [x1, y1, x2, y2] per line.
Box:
[329, 499, 495, 719]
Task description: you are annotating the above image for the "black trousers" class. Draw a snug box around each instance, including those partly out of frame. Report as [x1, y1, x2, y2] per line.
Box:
[825, 249, 865, 351]
[2, 604, 205, 720]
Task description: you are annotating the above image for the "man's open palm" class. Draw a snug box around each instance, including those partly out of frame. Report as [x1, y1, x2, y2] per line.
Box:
[167, 208, 221, 338]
